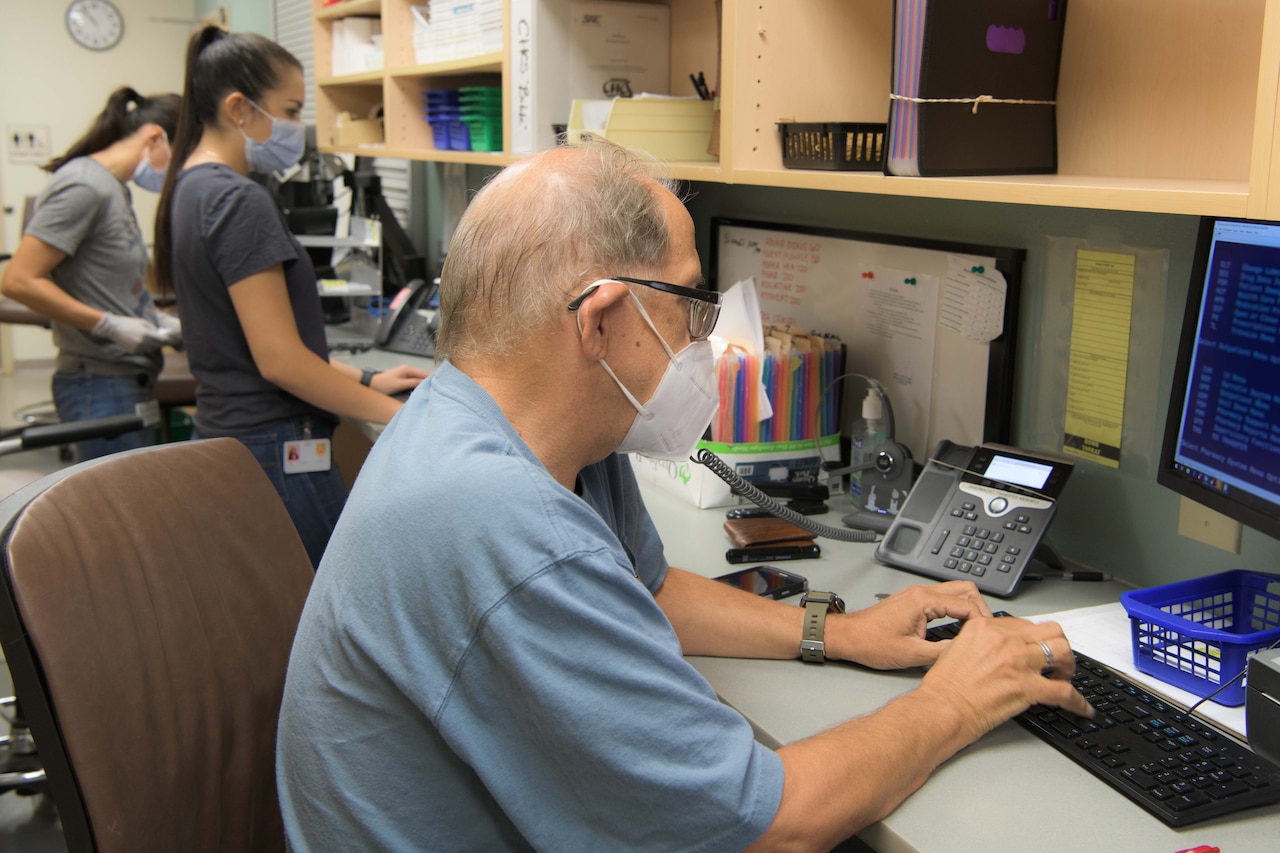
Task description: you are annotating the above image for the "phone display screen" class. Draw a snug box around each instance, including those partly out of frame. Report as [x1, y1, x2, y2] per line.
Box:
[715, 565, 808, 599]
[984, 454, 1053, 490]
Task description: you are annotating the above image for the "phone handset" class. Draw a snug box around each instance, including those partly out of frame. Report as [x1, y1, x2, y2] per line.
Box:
[694, 449, 878, 543]
[376, 278, 439, 356]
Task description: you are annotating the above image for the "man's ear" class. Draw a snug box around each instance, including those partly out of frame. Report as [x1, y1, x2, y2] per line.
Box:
[574, 281, 631, 361]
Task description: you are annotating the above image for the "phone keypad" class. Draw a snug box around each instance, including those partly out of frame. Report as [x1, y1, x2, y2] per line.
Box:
[934, 515, 1038, 578]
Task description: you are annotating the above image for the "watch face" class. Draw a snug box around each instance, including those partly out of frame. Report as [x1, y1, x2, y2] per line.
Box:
[66, 0, 125, 52]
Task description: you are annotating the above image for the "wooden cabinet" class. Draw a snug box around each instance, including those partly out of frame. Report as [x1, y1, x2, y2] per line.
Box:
[311, 0, 1280, 217]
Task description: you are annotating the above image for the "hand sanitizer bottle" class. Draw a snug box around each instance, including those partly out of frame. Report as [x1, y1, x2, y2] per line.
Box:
[851, 388, 886, 505]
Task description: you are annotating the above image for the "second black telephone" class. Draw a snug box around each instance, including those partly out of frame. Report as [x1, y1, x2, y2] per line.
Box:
[376, 278, 438, 357]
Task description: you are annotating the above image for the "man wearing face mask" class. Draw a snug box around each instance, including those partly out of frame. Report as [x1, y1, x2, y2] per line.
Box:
[277, 139, 1093, 853]
[154, 27, 428, 569]
[1, 87, 183, 461]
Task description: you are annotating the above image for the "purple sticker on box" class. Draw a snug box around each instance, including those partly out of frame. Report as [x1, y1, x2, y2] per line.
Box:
[986, 25, 1026, 54]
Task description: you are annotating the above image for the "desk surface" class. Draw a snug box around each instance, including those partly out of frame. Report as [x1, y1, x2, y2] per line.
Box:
[639, 482, 1280, 853]
[336, 342, 1280, 851]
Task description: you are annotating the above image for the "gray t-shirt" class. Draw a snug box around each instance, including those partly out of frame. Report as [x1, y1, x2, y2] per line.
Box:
[26, 157, 162, 377]
[169, 163, 334, 434]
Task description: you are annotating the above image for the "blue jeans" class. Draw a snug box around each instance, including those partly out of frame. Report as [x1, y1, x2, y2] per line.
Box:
[193, 416, 348, 570]
[52, 371, 156, 462]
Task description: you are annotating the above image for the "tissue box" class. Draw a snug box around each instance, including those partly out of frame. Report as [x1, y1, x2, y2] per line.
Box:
[631, 436, 839, 509]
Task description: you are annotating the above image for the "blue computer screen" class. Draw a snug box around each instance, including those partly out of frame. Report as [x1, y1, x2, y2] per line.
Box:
[1160, 217, 1280, 538]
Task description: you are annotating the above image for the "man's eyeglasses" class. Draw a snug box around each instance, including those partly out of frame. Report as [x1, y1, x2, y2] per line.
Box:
[568, 276, 722, 340]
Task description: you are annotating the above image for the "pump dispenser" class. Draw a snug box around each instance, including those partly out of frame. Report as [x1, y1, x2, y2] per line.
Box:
[852, 388, 886, 502]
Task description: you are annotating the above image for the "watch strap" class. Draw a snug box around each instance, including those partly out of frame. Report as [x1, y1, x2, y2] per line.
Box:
[360, 368, 378, 387]
[800, 590, 845, 663]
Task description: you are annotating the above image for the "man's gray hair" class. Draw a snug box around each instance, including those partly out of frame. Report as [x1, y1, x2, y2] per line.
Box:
[435, 138, 681, 363]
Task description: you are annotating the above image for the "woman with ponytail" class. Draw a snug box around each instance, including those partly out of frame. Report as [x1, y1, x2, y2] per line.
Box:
[1, 87, 182, 460]
[155, 27, 427, 568]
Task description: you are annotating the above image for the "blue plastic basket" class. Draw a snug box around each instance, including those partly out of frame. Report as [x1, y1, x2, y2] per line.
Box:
[1119, 570, 1280, 706]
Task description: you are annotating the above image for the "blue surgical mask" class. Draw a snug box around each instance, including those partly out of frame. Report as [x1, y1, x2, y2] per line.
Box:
[241, 98, 306, 174]
[131, 134, 170, 193]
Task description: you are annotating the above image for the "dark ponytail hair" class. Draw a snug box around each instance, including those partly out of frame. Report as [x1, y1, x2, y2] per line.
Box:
[44, 87, 181, 172]
[154, 26, 304, 294]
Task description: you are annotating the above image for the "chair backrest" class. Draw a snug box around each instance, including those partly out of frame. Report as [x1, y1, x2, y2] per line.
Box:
[0, 439, 314, 852]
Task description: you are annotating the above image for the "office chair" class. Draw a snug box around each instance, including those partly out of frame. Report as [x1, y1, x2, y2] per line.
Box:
[0, 438, 314, 852]
[0, 413, 149, 801]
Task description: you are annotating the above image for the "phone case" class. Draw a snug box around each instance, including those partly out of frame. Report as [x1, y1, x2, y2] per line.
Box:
[723, 517, 817, 548]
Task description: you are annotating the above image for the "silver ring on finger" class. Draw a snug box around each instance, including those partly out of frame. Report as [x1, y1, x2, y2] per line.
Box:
[1038, 640, 1055, 676]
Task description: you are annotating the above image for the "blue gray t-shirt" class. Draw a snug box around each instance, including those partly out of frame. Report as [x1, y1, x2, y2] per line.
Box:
[26, 157, 162, 377]
[169, 163, 334, 434]
[277, 362, 784, 851]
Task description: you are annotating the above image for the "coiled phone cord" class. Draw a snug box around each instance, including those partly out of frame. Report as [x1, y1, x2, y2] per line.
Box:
[694, 449, 878, 543]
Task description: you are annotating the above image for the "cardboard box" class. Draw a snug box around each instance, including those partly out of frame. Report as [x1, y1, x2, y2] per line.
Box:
[510, 0, 671, 153]
[631, 436, 840, 509]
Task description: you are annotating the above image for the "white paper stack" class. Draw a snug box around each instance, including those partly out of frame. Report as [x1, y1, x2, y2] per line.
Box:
[412, 1, 504, 65]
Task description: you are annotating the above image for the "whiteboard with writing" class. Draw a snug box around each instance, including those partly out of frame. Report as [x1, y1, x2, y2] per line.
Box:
[711, 219, 1024, 458]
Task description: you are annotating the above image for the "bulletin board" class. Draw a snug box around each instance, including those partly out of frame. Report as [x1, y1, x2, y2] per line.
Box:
[710, 218, 1025, 460]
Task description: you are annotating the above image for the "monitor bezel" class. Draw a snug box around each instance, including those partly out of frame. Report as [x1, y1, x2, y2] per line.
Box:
[1156, 215, 1280, 541]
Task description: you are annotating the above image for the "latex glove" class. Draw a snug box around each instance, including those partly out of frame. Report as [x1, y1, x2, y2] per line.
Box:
[92, 313, 170, 354]
[153, 311, 183, 348]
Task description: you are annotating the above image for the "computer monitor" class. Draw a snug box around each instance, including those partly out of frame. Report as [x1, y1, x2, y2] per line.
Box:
[1158, 216, 1280, 540]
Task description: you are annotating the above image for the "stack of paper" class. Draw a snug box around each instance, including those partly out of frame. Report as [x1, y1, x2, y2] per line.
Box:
[411, 1, 503, 65]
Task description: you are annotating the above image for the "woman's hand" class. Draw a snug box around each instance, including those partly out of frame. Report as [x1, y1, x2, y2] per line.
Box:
[370, 364, 430, 397]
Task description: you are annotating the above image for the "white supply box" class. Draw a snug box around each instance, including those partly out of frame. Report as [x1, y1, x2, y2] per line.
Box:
[510, 1, 671, 153]
[332, 17, 383, 76]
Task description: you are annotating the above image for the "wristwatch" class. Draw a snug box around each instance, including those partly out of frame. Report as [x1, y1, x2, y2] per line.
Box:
[799, 590, 846, 663]
[359, 368, 379, 387]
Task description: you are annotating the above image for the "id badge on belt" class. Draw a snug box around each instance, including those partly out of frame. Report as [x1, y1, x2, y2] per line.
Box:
[283, 420, 332, 474]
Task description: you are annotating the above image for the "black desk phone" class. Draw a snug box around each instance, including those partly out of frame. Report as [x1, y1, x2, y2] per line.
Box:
[376, 278, 438, 358]
[875, 441, 1075, 597]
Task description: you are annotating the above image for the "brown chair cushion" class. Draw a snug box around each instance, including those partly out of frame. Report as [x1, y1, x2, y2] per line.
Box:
[4, 439, 313, 852]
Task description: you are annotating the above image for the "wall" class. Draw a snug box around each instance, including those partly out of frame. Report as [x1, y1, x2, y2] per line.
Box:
[450, 164, 1280, 590]
[680, 184, 1266, 590]
[0, 0, 193, 360]
[194, 0, 273, 37]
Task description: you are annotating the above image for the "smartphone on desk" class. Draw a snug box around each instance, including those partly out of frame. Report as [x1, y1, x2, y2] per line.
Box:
[714, 565, 808, 600]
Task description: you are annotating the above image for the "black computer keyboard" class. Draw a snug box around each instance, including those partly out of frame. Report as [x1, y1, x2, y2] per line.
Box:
[926, 615, 1280, 827]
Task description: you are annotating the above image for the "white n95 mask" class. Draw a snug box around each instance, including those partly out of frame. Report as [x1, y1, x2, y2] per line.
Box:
[599, 292, 719, 461]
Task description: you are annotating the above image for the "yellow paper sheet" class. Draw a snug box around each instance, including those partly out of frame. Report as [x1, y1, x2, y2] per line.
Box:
[1062, 250, 1135, 468]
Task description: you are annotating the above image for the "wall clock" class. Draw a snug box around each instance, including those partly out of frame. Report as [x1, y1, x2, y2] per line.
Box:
[66, 0, 125, 52]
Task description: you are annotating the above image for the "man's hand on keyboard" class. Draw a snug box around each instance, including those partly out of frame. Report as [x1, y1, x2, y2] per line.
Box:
[917, 615, 1096, 742]
[825, 580, 993, 669]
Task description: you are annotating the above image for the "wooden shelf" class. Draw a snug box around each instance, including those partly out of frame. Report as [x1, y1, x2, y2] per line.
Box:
[729, 170, 1253, 217]
[306, 0, 1280, 218]
[317, 70, 386, 87]
[388, 52, 504, 78]
[320, 143, 513, 167]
